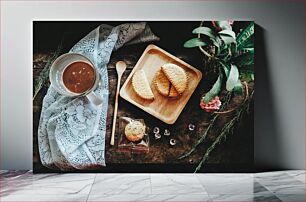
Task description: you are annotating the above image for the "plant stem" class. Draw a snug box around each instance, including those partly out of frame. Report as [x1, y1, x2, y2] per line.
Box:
[178, 92, 232, 160]
[197, 21, 214, 59]
[214, 82, 249, 114]
[198, 46, 213, 58]
[194, 90, 254, 172]
[194, 117, 237, 173]
[178, 114, 219, 159]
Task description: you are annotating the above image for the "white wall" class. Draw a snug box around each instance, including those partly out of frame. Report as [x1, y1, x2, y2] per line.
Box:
[1, 0, 305, 170]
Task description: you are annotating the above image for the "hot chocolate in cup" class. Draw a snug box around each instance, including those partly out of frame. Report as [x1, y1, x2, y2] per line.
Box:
[50, 53, 103, 106]
[62, 61, 96, 95]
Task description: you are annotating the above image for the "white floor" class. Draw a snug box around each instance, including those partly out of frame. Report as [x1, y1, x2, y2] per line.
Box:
[0, 170, 305, 201]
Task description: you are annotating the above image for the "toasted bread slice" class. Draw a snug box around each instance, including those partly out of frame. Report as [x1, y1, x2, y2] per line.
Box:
[132, 69, 154, 100]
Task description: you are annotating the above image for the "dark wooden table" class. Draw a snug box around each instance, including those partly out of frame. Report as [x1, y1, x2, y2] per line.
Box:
[33, 22, 254, 173]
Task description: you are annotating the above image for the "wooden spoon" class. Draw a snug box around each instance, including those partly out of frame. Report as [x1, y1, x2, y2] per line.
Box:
[110, 61, 127, 146]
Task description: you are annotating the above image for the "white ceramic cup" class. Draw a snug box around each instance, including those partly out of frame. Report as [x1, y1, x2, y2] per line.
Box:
[49, 53, 103, 106]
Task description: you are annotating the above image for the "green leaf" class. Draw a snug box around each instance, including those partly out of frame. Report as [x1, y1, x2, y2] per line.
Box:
[230, 42, 237, 56]
[240, 72, 254, 82]
[211, 36, 223, 55]
[220, 62, 230, 77]
[184, 38, 207, 48]
[242, 38, 254, 48]
[221, 62, 243, 93]
[211, 37, 221, 48]
[220, 34, 236, 45]
[203, 75, 222, 103]
[240, 47, 254, 54]
[219, 43, 237, 61]
[251, 73, 255, 81]
[233, 50, 254, 68]
[226, 64, 240, 91]
[219, 30, 236, 39]
[233, 80, 243, 95]
[192, 27, 216, 39]
[237, 22, 254, 50]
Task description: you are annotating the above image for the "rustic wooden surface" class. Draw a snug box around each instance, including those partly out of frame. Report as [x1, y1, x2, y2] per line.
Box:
[33, 43, 254, 172]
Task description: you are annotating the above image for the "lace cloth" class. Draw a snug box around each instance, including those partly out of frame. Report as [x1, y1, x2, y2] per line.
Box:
[38, 23, 159, 171]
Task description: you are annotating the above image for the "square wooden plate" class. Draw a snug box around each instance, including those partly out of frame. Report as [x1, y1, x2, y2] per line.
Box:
[120, 44, 202, 124]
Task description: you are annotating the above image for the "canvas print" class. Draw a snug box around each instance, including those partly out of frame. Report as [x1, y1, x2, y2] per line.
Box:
[33, 21, 254, 173]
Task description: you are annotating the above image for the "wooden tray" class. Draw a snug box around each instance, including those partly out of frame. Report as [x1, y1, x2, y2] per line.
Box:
[120, 44, 202, 124]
